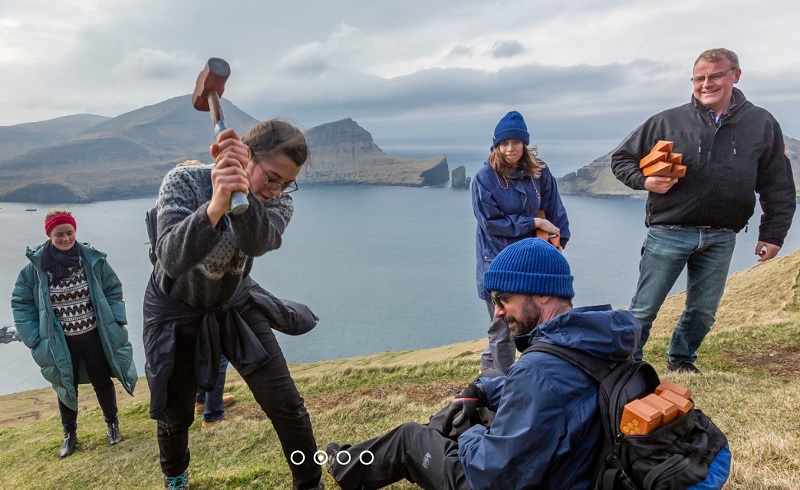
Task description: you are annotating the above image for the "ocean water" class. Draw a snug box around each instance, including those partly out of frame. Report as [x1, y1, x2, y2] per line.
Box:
[1, 167, 796, 395]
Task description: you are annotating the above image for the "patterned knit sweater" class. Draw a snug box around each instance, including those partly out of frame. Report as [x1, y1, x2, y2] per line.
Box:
[152, 164, 293, 308]
[49, 261, 97, 336]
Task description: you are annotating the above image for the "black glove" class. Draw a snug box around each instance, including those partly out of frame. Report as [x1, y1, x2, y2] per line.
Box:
[442, 382, 482, 435]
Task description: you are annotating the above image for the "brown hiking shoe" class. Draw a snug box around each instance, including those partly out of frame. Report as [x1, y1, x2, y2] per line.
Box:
[194, 393, 235, 415]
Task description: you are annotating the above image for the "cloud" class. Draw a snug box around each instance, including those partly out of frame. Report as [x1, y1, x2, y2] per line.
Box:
[109, 48, 200, 80]
[1, 0, 799, 161]
[489, 40, 526, 59]
[276, 24, 365, 76]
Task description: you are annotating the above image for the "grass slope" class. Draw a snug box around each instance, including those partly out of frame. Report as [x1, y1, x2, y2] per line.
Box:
[1, 252, 799, 489]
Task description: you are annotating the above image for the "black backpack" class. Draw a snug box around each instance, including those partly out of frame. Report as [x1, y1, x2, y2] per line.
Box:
[523, 343, 729, 490]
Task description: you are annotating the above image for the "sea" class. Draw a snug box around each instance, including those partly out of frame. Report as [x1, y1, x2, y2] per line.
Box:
[1, 144, 797, 396]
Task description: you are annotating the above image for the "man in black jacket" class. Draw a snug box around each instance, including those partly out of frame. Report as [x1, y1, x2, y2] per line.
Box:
[611, 47, 795, 374]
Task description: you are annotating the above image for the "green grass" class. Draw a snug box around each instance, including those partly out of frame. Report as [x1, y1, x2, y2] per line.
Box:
[0, 322, 798, 489]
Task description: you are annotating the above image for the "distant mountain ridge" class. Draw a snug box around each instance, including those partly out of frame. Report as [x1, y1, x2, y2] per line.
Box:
[558, 135, 800, 198]
[0, 99, 448, 203]
[0, 114, 110, 160]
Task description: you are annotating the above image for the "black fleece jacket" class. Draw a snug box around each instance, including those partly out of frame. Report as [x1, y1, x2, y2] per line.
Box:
[611, 88, 795, 246]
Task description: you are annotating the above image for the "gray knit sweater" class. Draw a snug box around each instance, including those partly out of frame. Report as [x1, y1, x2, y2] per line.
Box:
[152, 164, 293, 308]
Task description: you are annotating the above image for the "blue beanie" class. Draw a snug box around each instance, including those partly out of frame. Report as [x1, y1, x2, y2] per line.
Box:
[483, 238, 574, 298]
[492, 111, 530, 149]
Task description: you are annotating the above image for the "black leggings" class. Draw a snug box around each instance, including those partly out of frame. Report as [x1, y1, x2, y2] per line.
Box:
[58, 328, 118, 432]
[156, 302, 322, 489]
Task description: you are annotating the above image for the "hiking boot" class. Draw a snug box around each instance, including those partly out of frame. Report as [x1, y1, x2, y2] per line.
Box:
[194, 393, 236, 415]
[324, 441, 342, 475]
[59, 430, 77, 458]
[666, 361, 702, 375]
[201, 418, 223, 429]
[107, 421, 122, 445]
[163, 470, 189, 489]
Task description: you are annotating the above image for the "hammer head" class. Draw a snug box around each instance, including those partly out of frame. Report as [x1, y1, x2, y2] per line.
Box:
[192, 58, 231, 111]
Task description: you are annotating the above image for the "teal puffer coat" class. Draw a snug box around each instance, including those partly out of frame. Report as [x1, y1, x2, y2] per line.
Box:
[11, 242, 137, 410]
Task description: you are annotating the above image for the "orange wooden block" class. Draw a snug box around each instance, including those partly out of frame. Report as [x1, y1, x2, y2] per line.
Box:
[642, 162, 673, 177]
[536, 229, 561, 248]
[535, 210, 561, 249]
[665, 164, 686, 178]
[656, 380, 692, 399]
[620, 399, 662, 435]
[639, 150, 668, 169]
[652, 140, 674, 154]
[658, 390, 693, 417]
[667, 152, 683, 165]
[641, 393, 679, 425]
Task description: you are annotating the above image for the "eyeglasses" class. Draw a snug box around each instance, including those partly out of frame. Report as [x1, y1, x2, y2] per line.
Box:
[491, 292, 511, 307]
[690, 67, 736, 84]
[257, 162, 299, 194]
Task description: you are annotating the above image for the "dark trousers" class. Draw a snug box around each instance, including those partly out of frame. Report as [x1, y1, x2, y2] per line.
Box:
[58, 328, 118, 432]
[156, 303, 322, 489]
[329, 422, 471, 490]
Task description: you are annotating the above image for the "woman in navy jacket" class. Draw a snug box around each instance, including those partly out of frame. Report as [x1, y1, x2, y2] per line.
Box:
[471, 111, 570, 373]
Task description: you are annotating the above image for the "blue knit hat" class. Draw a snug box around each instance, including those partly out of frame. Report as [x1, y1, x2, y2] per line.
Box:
[492, 111, 530, 149]
[483, 238, 574, 298]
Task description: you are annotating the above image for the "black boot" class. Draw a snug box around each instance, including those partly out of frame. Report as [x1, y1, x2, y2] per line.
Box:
[59, 430, 77, 458]
[107, 421, 122, 445]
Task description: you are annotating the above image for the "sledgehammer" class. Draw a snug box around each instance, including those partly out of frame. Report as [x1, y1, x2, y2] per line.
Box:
[192, 57, 249, 215]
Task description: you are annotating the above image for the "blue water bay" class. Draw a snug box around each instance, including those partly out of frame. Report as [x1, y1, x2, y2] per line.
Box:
[1, 182, 795, 395]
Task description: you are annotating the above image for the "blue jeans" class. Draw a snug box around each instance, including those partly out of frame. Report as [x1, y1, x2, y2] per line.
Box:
[629, 225, 736, 364]
[480, 300, 515, 374]
[195, 356, 229, 422]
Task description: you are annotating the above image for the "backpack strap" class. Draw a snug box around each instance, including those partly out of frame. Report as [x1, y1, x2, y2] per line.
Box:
[523, 342, 612, 384]
[145, 205, 158, 266]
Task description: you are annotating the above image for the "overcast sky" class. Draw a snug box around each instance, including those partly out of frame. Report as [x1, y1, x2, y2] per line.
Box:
[2, 0, 799, 172]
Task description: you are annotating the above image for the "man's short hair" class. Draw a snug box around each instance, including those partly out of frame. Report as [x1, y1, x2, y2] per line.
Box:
[694, 48, 739, 70]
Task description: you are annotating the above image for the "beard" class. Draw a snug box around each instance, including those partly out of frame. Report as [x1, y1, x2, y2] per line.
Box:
[503, 298, 542, 337]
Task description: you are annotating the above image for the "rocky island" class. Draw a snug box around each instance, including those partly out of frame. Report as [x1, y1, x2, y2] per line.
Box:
[300, 118, 448, 187]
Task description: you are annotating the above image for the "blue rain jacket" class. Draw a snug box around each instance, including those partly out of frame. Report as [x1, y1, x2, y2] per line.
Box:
[458, 305, 641, 490]
[471, 162, 570, 300]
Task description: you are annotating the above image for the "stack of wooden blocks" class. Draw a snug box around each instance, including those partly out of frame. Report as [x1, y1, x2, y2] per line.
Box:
[639, 140, 686, 178]
[619, 380, 694, 436]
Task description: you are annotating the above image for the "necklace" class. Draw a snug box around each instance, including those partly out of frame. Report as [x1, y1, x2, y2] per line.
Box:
[493, 167, 540, 198]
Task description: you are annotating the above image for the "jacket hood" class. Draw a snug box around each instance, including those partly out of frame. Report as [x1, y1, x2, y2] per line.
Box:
[26, 241, 106, 265]
[514, 304, 641, 362]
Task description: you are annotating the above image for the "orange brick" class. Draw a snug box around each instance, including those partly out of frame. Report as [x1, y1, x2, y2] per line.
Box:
[642, 162, 673, 177]
[653, 140, 673, 153]
[656, 380, 692, 399]
[658, 390, 693, 417]
[667, 152, 683, 165]
[639, 150, 668, 169]
[620, 399, 662, 435]
[536, 229, 561, 248]
[666, 164, 686, 179]
[641, 393, 679, 425]
[535, 210, 560, 249]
